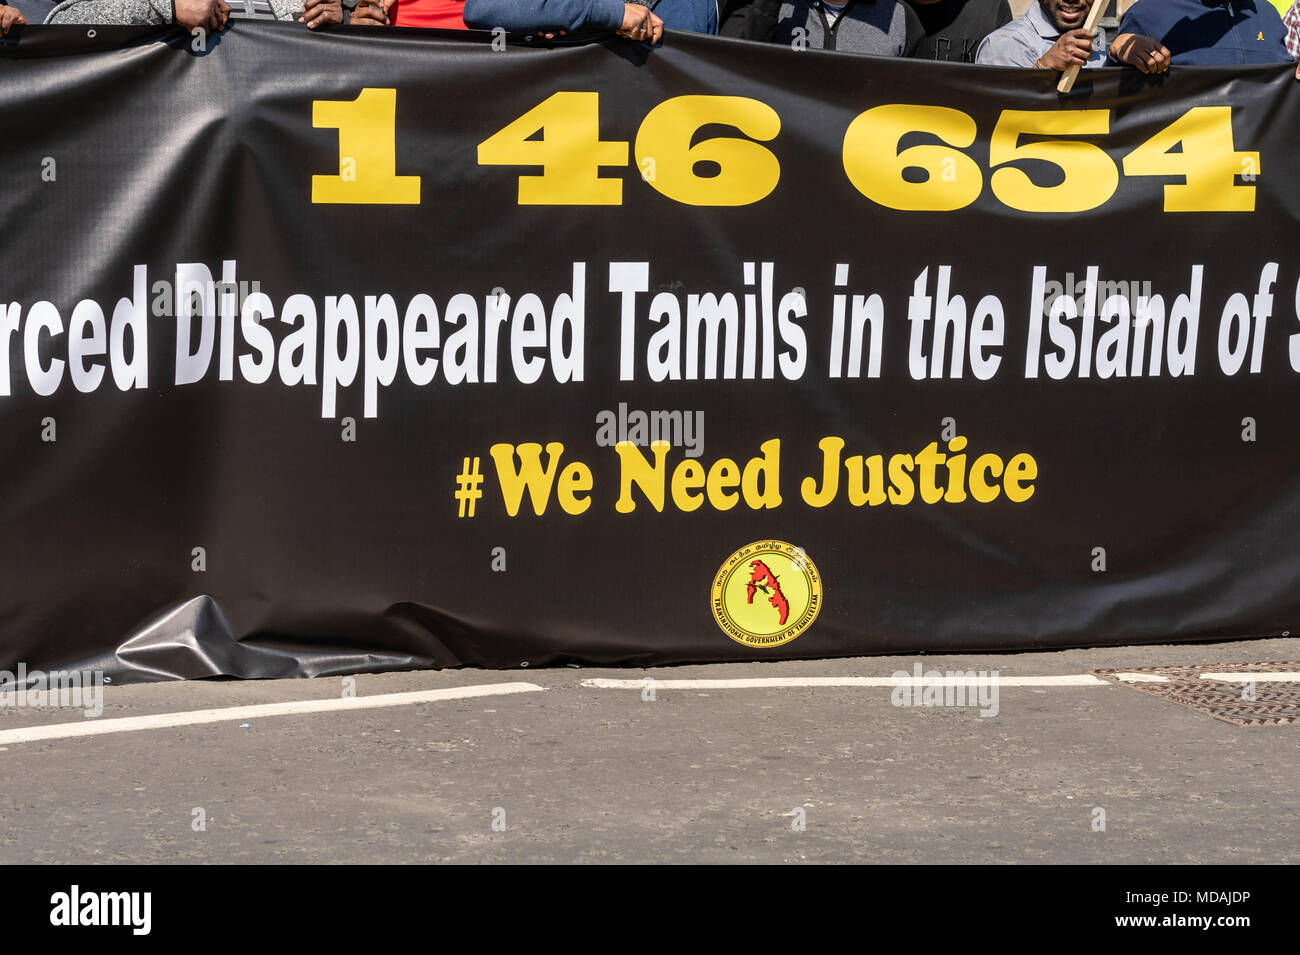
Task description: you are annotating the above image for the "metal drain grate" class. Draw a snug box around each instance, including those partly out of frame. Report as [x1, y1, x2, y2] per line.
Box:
[1089, 662, 1300, 727]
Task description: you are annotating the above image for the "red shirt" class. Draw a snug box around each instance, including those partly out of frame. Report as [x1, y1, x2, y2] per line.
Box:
[392, 0, 468, 28]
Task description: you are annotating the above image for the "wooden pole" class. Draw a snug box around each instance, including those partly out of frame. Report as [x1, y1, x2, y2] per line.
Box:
[1056, 0, 1110, 94]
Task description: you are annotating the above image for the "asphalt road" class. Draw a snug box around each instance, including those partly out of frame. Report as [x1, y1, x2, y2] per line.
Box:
[1, 636, 1297, 864]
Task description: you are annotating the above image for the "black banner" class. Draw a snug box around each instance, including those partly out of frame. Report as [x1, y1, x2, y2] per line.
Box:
[2, 24, 1299, 681]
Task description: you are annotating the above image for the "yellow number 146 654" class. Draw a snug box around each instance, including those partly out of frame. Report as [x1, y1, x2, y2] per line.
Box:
[312, 89, 1259, 214]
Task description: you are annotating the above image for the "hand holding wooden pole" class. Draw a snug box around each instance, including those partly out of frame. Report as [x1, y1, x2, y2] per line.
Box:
[1056, 0, 1110, 94]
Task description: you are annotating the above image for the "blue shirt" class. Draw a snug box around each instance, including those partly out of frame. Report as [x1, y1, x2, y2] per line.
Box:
[975, 1, 1108, 66]
[1117, 0, 1291, 64]
[464, 0, 719, 35]
[22, 0, 60, 22]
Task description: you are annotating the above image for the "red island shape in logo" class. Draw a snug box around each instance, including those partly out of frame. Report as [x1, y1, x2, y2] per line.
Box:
[746, 559, 790, 626]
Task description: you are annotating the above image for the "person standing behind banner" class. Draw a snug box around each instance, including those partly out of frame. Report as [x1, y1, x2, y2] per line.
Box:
[382, 0, 465, 28]
[1115, 0, 1294, 71]
[224, 0, 356, 27]
[1286, 0, 1300, 58]
[37, 0, 352, 26]
[462, 0, 714, 36]
[905, 0, 1012, 62]
[976, 0, 1170, 72]
[39, 0, 230, 29]
[722, 0, 924, 56]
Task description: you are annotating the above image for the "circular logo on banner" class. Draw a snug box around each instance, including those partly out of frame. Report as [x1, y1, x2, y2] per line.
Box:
[711, 541, 822, 648]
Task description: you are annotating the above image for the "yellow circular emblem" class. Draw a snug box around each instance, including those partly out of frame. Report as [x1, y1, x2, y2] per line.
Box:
[711, 540, 823, 648]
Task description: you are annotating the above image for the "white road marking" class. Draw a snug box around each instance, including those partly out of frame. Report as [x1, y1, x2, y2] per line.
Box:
[1113, 672, 1172, 683]
[0, 683, 544, 746]
[1200, 672, 1300, 683]
[580, 675, 1108, 690]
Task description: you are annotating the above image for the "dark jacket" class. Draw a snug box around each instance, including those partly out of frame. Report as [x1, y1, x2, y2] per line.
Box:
[723, 0, 923, 55]
[904, 0, 1012, 62]
[1117, 0, 1291, 64]
[464, 0, 719, 35]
